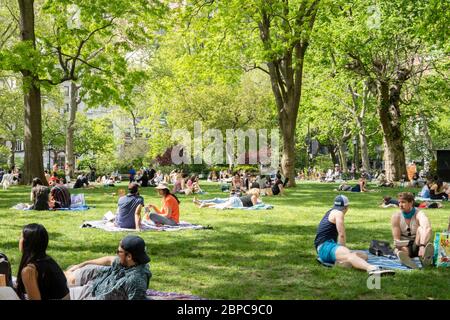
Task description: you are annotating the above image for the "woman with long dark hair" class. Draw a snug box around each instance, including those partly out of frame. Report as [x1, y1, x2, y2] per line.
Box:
[146, 182, 180, 226]
[30, 178, 50, 210]
[16, 224, 69, 300]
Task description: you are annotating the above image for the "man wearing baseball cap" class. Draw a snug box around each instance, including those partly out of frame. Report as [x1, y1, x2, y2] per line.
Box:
[65, 235, 151, 300]
[314, 195, 395, 276]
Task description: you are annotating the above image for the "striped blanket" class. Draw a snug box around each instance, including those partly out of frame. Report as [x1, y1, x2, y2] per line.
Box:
[81, 219, 212, 232]
[316, 250, 422, 270]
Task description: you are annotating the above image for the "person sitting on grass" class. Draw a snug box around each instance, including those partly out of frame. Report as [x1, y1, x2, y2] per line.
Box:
[376, 170, 394, 187]
[30, 178, 50, 211]
[391, 192, 434, 269]
[73, 174, 89, 189]
[418, 179, 432, 198]
[16, 223, 69, 300]
[430, 178, 449, 201]
[269, 173, 285, 196]
[231, 172, 243, 193]
[145, 182, 180, 226]
[48, 172, 59, 186]
[64, 235, 151, 300]
[314, 195, 395, 276]
[136, 170, 149, 187]
[188, 175, 204, 194]
[193, 188, 261, 209]
[115, 182, 144, 231]
[49, 179, 71, 209]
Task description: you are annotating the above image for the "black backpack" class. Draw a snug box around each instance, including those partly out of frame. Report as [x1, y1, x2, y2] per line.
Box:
[0, 252, 13, 287]
[369, 240, 395, 258]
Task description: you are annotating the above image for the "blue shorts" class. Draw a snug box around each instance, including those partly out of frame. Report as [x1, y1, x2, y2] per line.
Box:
[317, 240, 341, 264]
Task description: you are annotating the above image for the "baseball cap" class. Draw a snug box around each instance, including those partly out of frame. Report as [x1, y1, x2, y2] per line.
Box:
[120, 235, 150, 264]
[332, 195, 349, 210]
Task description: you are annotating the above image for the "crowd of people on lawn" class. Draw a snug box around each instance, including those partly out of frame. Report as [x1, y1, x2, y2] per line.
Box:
[1, 161, 449, 300]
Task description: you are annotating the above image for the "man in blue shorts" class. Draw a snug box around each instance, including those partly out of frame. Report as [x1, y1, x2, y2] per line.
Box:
[314, 195, 395, 276]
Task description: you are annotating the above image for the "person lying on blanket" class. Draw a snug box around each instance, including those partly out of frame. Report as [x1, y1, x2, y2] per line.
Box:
[193, 188, 261, 209]
[115, 182, 144, 231]
[380, 196, 442, 209]
[64, 235, 151, 300]
[145, 182, 180, 226]
[391, 192, 434, 269]
[314, 195, 395, 276]
[337, 177, 370, 192]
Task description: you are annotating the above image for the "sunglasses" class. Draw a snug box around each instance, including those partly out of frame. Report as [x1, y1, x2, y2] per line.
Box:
[407, 227, 411, 237]
[116, 250, 128, 255]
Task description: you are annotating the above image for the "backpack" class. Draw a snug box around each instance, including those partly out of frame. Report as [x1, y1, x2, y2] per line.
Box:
[0, 253, 13, 287]
[369, 240, 395, 258]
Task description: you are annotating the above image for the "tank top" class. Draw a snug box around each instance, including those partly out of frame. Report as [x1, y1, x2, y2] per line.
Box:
[314, 209, 338, 249]
[239, 195, 254, 207]
[399, 212, 418, 241]
[33, 257, 69, 300]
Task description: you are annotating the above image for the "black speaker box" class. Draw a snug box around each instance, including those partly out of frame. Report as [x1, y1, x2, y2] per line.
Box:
[437, 150, 450, 181]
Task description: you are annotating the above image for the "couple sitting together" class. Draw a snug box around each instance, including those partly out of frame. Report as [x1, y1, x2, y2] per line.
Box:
[114, 182, 180, 231]
[0, 224, 150, 300]
[315, 192, 435, 275]
[27, 178, 71, 211]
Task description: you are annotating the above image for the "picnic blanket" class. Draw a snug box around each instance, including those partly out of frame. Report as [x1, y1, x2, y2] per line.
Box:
[10, 194, 91, 211]
[146, 289, 206, 300]
[219, 203, 274, 210]
[316, 250, 422, 271]
[55, 205, 91, 211]
[80, 219, 212, 232]
[11, 203, 91, 211]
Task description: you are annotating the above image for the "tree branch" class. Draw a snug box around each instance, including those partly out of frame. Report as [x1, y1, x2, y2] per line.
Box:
[70, 18, 116, 79]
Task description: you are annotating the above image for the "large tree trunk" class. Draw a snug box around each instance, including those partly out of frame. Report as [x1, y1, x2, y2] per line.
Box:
[19, 0, 46, 185]
[258, 3, 319, 187]
[65, 82, 78, 178]
[378, 81, 406, 181]
[336, 140, 348, 173]
[353, 136, 359, 172]
[420, 114, 436, 161]
[279, 103, 297, 187]
[359, 130, 370, 173]
[327, 143, 339, 166]
[8, 140, 16, 169]
[349, 83, 370, 173]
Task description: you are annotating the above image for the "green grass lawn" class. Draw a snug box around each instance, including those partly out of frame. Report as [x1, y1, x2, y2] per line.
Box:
[0, 181, 449, 299]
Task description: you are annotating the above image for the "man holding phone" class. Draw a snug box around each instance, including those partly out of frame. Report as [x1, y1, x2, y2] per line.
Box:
[391, 192, 434, 269]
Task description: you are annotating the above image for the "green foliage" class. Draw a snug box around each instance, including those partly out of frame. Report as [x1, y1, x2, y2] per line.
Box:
[0, 144, 10, 166]
[74, 114, 115, 158]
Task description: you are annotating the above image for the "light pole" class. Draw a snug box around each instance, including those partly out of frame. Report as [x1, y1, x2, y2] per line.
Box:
[47, 142, 53, 171]
[352, 136, 358, 171]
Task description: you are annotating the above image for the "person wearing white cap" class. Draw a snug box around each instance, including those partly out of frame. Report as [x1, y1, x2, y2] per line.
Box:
[314, 195, 395, 276]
